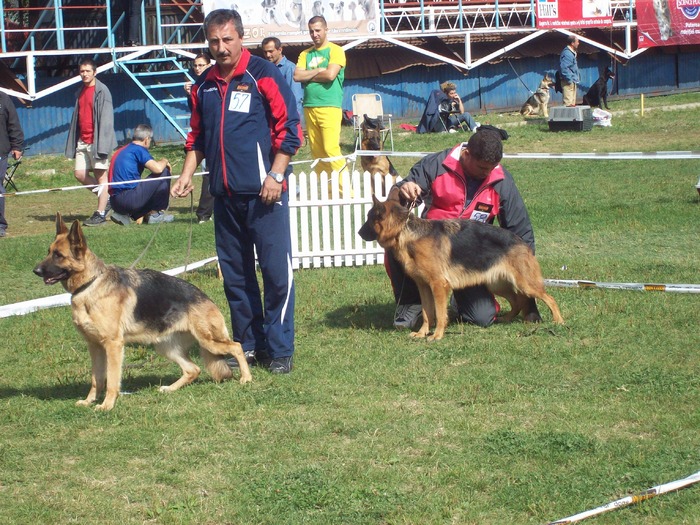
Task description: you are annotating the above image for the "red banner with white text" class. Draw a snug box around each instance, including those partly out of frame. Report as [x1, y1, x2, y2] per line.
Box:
[536, 0, 612, 29]
[637, 0, 700, 48]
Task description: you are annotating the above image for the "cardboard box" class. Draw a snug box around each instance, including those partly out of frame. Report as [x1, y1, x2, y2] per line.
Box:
[548, 105, 593, 132]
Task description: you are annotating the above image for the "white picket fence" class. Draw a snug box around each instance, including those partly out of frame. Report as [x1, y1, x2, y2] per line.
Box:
[287, 170, 415, 270]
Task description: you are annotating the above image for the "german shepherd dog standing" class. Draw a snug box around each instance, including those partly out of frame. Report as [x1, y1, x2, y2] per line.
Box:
[520, 74, 555, 118]
[33, 213, 252, 411]
[358, 196, 564, 341]
[359, 115, 398, 194]
[582, 66, 615, 110]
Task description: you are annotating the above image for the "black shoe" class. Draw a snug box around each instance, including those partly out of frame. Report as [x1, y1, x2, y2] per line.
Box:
[226, 350, 257, 368]
[83, 211, 107, 227]
[269, 356, 293, 374]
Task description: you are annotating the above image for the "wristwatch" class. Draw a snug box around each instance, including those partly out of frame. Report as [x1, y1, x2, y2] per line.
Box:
[268, 171, 285, 183]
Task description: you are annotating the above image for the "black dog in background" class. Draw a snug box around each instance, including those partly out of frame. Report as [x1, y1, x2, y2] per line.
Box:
[583, 66, 615, 109]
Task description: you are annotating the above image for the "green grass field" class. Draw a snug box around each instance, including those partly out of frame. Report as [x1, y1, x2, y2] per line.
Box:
[0, 93, 699, 524]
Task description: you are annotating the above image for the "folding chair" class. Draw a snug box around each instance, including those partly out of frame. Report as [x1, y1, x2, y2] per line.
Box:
[3, 158, 21, 192]
[351, 93, 394, 152]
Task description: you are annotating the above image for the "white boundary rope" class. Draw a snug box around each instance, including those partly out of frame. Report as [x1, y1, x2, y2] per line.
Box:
[3, 149, 699, 199]
[0, 256, 218, 319]
[548, 470, 700, 524]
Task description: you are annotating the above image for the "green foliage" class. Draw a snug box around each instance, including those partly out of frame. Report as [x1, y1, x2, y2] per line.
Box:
[0, 94, 699, 524]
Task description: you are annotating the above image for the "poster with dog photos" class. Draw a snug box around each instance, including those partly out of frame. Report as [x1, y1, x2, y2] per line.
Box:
[637, 0, 700, 48]
[202, 0, 379, 43]
[535, 0, 612, 28]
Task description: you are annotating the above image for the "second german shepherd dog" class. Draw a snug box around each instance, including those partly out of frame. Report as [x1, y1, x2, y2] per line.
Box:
[360, 114, 397, 194]
[358, 196, 564, 341]
[520, 74, 555, 118]
[33, 213, 252, 411]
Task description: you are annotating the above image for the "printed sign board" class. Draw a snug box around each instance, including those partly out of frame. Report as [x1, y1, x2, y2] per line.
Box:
[202, 0, 379, 43]
[637, 0, 700, 48]
[536, 0, 613, 29]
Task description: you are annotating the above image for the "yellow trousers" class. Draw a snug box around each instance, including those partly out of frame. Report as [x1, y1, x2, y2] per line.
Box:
[305, 106, 348, 179]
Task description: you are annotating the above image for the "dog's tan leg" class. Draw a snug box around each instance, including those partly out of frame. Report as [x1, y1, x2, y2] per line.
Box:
[538, 293, 564, 324]
[224, 342, 252, 384]
[155, 334, 202, 393]
[96, 340, 125, 411]
[76, 342, 106, 407]
[411, 282, 433, 339]
[191, 306, 252, 384]
[428, 282, 451, 341]
[496, 292, 526, 323]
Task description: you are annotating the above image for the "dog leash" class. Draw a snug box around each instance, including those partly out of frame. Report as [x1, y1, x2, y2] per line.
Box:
[507, 58, 535, 94]
[129, 193, 195, 270]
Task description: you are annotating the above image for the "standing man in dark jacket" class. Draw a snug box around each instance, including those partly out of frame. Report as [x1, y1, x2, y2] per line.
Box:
[387, 127, 542, 329]
[171, 9, 302, 374]
[65, 58, 117, 226]
[0, 91, 24, 237]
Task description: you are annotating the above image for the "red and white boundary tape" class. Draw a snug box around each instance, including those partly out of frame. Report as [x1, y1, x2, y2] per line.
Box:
[548, 470, 700, 524]
[0, 256, 218, 319]
[545, 279, 700, 294]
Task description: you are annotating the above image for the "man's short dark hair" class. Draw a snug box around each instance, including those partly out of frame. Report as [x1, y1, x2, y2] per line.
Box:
[203, 9, 244, 38]
[567, 34, 578, 45]
[193, 52, 212, 62]
[466, 129, 503, 164]
[261, 37, 282, 49]
[308, 15, 327, 27]
[79, 58, 96, 71]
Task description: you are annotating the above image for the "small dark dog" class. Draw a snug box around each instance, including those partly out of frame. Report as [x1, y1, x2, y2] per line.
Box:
[359, 115, 397, 194]
[358, 196, 564, 341]
[520, 74, 555, 118]
[34, 213, 252, 410]
[583, 67, 615, 109]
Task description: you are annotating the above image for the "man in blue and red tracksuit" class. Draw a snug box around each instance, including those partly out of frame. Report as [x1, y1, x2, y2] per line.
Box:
[387, 126, 542, 329]
[171, 9, 302, 374]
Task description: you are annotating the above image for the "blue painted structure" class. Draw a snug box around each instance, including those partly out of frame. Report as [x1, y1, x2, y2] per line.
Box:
[15, 50, 700, 156]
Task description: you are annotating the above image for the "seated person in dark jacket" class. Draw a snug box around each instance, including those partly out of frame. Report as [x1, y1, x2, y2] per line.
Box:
[386, 126, 540, 329]
[439, 81, 480, 132]
[108, 124, 174, 225]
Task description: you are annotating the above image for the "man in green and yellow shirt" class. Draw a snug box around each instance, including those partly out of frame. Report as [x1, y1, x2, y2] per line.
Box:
[294, 16, 347, 183]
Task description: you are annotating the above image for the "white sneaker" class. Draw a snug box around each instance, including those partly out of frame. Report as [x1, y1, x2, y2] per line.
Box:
[110, 210, 131, 226]
[448, 128, 458, 134]
[147, 211, 174, 224]
[472, 122, 481, 132]
[394, 304, 422, 329]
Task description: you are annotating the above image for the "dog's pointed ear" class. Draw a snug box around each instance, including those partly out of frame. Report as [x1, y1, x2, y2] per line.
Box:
[67, 220, 88, 256]
[56, 213, 68, 236]
[372, 194, 380, 206]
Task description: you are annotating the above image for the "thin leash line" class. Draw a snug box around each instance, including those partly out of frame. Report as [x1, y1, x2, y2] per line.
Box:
[129, 192, 195, 270]
[507, 58, 535, 95]
[394, 199, 419, 323]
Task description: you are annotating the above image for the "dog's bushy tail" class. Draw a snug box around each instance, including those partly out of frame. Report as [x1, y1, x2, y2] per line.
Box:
[200, 349, 234, 382]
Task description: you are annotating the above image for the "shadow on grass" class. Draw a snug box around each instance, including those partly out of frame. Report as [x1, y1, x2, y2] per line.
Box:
[0, 374, 182, 402]
[324, 302, 395, 330]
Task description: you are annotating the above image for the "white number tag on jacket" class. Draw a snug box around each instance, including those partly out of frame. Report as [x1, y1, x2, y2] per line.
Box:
[228, 92, 251, 113]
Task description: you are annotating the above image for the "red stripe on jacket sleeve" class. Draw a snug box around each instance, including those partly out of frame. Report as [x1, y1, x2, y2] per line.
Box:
[258, 76, 302, 155]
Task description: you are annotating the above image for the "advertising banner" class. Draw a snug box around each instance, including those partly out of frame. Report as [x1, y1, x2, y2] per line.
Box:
[536, 0, 612, 29]
[637, 0, 700, 48]
[202, 0, 379, 44]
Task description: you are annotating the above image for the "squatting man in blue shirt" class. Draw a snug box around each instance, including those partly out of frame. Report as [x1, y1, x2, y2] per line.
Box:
[108, 123, 174, 225]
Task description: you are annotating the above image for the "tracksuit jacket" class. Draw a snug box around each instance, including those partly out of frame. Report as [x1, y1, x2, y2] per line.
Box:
[398, 143, 535, 252]
[186, 49, 302, 196]
[185, 49, 302, 359]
